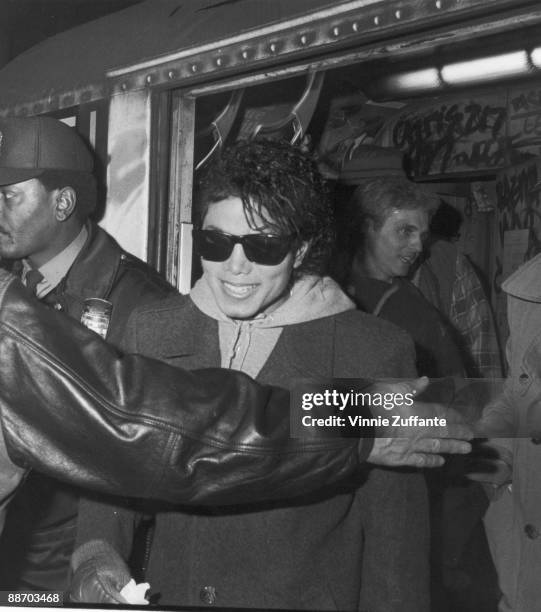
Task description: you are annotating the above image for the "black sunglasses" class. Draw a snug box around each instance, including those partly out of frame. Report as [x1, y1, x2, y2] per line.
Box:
[193, 229, 294, 266]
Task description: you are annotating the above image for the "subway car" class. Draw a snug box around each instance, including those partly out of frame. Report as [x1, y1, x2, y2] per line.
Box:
[0, 0, 539, 314]
[0, 0, 540, 610]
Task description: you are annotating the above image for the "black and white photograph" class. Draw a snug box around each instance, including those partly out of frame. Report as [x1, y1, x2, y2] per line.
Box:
[0, 1, 539, 611]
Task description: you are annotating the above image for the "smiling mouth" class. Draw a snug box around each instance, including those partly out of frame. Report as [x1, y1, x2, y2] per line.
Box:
[400, 255, 417, 265]
[221, 281, 258, 298]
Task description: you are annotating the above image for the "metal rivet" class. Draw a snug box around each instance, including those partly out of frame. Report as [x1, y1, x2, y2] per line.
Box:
[145, 75, 153, 84]
[300, 34, 307, 45]
[332, 26, 340, 36]
[191, 64, 198, 72]
[352, 22, 359, 32]
[242, 50, 249, 59]
[216, 57, 222, 66]
[199, 586, 217, 605]
[395, 10, 401, 19]
[269, 42, 277, 53]
[121, 82, 128, 91]
[168, 70, 175, 79]
[435, 0, 442, 8]
[374, 15, 380, 25]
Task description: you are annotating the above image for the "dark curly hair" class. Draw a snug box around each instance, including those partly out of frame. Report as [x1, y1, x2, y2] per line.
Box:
[195, 139, 334, 276]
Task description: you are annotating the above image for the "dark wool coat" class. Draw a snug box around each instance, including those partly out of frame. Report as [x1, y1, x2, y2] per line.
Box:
[77, 295, 430, 611]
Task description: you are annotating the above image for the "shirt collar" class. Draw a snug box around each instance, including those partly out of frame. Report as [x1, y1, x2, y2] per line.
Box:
[23, 225, 88, 299]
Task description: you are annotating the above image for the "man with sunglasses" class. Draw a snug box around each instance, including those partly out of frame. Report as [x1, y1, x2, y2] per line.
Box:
[192, 229, 294, 265]
[69, 140, 470, 609]
[0, 119, 472, 599]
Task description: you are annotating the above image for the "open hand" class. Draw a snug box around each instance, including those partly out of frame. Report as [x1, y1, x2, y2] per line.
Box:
[366, 377, 473, 468]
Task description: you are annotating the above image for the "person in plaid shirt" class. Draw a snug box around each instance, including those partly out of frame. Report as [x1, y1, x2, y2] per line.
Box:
[414, 237, 503, 380]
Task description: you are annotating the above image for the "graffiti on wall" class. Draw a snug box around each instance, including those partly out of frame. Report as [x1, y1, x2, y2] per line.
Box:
[508, 88, 541, 156]
[379, 87, 541, 178]
[495, 163, 541, 251]
[389, 95, 507, 177]
[492, 159, 541, 341]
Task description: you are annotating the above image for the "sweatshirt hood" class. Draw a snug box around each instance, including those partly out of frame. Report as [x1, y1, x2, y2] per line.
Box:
[190, 273, 354, 327]
[190, 274, 355, 377]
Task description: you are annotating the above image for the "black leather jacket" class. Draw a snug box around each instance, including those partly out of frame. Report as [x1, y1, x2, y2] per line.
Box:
[0, 223, 186, 591]
[0, 270, 369, 505]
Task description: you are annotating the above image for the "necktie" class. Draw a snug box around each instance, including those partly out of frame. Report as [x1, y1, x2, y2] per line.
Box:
[25, 268, 44, 296]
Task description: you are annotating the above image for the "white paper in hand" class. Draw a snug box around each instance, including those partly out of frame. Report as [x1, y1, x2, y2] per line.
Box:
[120, 579, 150, 605]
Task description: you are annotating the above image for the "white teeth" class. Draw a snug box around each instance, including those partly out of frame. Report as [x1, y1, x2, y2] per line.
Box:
[222, 282, 256, 297]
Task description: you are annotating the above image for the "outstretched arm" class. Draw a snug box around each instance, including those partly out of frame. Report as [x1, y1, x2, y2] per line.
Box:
[0, 271, 472, 506]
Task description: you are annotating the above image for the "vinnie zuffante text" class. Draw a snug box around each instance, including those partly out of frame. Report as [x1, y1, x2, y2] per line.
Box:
[299, 389, 447, 429]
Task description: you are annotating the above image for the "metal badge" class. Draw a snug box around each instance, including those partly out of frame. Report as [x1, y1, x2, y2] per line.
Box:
[80, 298, 112, 339]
